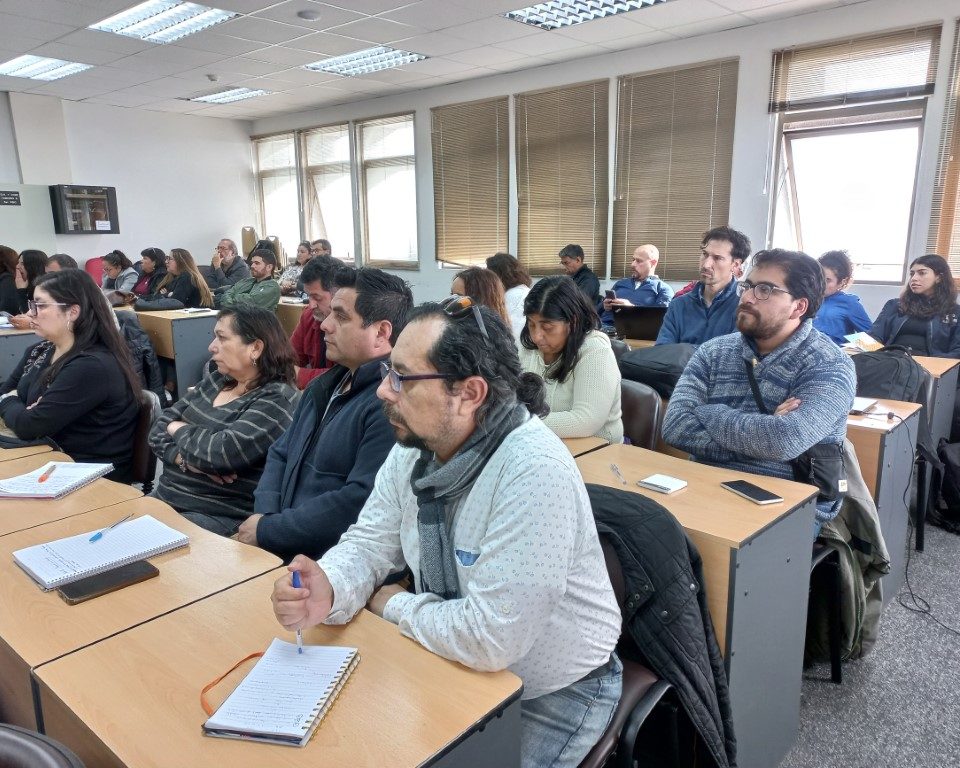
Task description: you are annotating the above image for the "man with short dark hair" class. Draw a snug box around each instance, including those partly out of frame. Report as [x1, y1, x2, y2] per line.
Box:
[216, 248, 280, 310]
[656, 226, 751, 345]
[206, 238, 250, 289]
[290, 256, 344, 389]
[559, 243, 600, 304]
[240, 267, 412, 561]
[662, 248, 856, 532]
[599, 243, 673, 327]
[310, 239, 332, 258]
[272, 300, 622, 768]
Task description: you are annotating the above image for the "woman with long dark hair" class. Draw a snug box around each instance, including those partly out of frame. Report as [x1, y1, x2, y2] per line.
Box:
[101, 250, 138, 292]
[486, 252, 531, 340]
[0, 269, 141, 480]
[0, 245, 22, 316]
[518, 275, 622, 442]
[148, 305, 299, 536]
[451, 267, 510, 328]
[135, 248, 213, 310]
[131, 247, 168, 298]
[10, 249, 48, 329]
[870, 254, 960, 357]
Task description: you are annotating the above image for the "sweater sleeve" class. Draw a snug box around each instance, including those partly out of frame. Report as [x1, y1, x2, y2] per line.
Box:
[541, 337, 620, 438]
[117, 270, 139, 292]
[661, 345, 727, 455]
[148, 387, 195, 466]
[0, 274, 21, 315]
[869, 300, 898, 344]
[290, 308, 310, 367]
[845, 294, 872, 334]
[655, 300, 681, 344]
[658, 280, 675, 306]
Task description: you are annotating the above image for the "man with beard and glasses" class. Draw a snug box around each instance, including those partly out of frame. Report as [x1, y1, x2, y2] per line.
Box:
[271, 298, 623, 768]
[662, 248, 856, 534]
[238, 267, 411, 561]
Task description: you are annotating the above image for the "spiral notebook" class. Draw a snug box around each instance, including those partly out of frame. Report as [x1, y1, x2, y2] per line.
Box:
[13, 514, 189, 590]
[0, 461, 113, 499]
[203, 638, 359, 747]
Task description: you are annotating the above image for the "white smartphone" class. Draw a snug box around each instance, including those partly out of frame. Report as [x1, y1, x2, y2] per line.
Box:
[721, 479, 784, 505]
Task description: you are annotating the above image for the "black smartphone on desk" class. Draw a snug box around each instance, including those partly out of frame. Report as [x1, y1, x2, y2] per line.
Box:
[721, 480, 784, 505]
[57, 560, 159, 605]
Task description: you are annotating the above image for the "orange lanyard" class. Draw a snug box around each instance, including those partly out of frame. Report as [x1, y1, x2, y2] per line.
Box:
[199, 651, 264, 716]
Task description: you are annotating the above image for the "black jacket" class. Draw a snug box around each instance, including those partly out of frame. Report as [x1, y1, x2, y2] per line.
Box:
[587, 484, 736, 768]
[0, 272, 20, 315]
[572, 265, 600, 304]
[117, 312, 164, 402]
[135, 273, 207, 310]
[134, 266, 168, 297]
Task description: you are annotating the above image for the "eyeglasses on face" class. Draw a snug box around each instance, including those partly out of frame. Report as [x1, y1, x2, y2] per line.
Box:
[736, 280, 792, 301]
[380, 361, 453, 393]
[27, 300, 69, 317]
[440, 294, 489, 341]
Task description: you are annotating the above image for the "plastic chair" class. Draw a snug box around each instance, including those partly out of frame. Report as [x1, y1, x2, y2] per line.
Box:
[0, 724, 84, 768]
[83, 256, 103, 286]
[620, 380, 663, 451]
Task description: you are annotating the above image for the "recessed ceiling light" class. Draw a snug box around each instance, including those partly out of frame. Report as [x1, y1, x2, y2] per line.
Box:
[297, 9, 322, 21]
[303, 46, 427, 77]
[189, 87, 270, 104]
[504, 0, 673, 30]
[0, 55, 93, 81]
[90, 0, 238, 43]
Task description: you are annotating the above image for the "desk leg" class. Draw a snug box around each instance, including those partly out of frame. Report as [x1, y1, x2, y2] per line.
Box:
[725, 501, 813, 768]
[171, 317, 217, 397]
[428, 694, 521, 768]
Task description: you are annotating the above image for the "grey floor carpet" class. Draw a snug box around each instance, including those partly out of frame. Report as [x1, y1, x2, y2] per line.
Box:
[780, 524, 960, 768]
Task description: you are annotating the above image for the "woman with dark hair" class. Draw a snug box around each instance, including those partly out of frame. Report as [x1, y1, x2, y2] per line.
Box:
[870, 254, 960, 357]
[131, 247, 168, 298]
[278, 241, 312, 296]
[486, 252, 532, 340]
[148, 305, 300, 536]
[0, 270, 140, 480]
[135, 248, 213, 310]
[46, 253, 77, 272]
[9, 249, 48, 328]
[813, 250, 872, 344]
[0, 245, 22, 316]
[518, 275, 623, 442]
[451, 267, 510, 328]
[101, 250, 138, 292]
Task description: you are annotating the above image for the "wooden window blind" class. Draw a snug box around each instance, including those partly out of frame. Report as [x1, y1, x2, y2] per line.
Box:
[928, 20, 960, 268]
[612, 59, 738, 281]
[515, 80, 608, 276]
[431, 97, 509, 267]
[769, 25, 941, 113]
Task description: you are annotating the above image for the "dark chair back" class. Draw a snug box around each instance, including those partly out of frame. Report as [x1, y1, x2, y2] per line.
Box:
[131, 390, 160, 494]
[0, 725, 85, 768]
[610, 339, 631, 366]
[620, 380, 663, 450]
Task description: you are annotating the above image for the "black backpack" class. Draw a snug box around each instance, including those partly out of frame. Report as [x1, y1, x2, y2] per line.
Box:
[850, 345, 923, 402]
[933, 439, 960, 534]
[618, 343, 697, 399]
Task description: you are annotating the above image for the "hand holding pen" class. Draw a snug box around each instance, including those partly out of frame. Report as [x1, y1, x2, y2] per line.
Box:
[292, 571, 304, 654]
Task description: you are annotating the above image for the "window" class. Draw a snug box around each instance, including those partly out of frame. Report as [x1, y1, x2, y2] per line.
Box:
[302, 124, 354, 263]
[253, 133, 300, 260]
[431, 97, 509, 267]
[612, 59, 738, 281]
[357, 114, 418, 267]
[928, 20, 960, 269]
[769, 26, 941, 283]
[515, 80, 608, 276]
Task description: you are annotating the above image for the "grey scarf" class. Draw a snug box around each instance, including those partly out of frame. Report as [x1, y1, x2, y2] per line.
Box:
[411, 398, 529, 600]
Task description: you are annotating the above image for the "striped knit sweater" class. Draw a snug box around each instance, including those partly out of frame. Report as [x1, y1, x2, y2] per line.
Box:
[662, 320, 856, 522]
[149, 370, 300, 522]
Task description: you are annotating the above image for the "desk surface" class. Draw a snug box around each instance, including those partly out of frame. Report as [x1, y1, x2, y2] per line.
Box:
[914, 356, 960, 378]
[624, 338, 655, 350]
[0, 328, 35, 337]
[577, 443, 816, 549]
[562, 436, 609, 457]
[135, 309, 218, 322]
[0, 444, 53, 463]
[847, 399, 923, 434]
[0, 453, 141, 537]
[0, 498, 281, 667]
[35, 570, 522, 768]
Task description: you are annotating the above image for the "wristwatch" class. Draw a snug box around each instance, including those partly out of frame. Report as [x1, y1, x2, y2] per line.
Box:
[175, 454, 187, 473]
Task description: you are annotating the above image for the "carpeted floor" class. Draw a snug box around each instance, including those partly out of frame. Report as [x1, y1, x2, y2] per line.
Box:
[781, 524, 960, 768]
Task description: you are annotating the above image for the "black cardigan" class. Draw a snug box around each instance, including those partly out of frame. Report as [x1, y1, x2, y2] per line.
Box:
[0, 272, 20, 315]
[135, 273, 207, 310]
[0, 343, 139, 480]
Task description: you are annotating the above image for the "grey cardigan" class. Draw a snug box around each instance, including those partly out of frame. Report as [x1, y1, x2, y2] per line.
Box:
[102, 266, 139, 292]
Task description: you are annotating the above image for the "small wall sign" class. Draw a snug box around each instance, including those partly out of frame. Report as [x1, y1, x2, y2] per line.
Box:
[0, 191, 21, 206]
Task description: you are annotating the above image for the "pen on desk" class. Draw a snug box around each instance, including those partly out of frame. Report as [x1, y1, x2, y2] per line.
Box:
[610, 463, 628, 485]
[89, 513, 134, 542]
[292, 571, 303, 654]
[37, 464, 57, 483]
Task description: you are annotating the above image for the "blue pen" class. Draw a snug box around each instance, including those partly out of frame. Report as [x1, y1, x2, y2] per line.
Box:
[89, 513, 134, 542]
[292, 570, 303, 654]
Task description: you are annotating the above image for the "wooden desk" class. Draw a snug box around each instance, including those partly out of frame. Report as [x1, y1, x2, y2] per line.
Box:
[34, 571, 523, 768]
[914, 356, 960, 447]
[276, 300, 305, 337]
[0, 443, 53, 463]
[135, 310, 218, 396]
[0, 498, 281, 729]
[624, 338, 655, 350]
[0, 453, 141, 537]
[577, 444, 816, 768]
[0, 327, 38, 382]
[846, 400, 922, 604]
[562, 436, 609, 457]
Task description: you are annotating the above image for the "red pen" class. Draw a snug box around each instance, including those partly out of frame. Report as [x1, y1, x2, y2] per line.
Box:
[37, 465, 57, 483]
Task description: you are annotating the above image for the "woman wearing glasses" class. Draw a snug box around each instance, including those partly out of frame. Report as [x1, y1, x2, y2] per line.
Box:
[134, 248, 213, 310]
[101, 250, 139, 293]
[0, 270, 140, 480]
[130, 247, 168, 298]
[518, 275, 623, 443]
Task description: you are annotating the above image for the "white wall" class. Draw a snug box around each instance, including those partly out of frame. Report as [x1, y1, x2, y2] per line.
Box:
[251, 0, 960, 311]
[0, 94, 20, 184]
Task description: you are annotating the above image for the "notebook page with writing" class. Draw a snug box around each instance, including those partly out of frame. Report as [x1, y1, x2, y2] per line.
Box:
[204, 638, 359, 747]
[12, 515, 188, 590]
[0, 462, 112, 499]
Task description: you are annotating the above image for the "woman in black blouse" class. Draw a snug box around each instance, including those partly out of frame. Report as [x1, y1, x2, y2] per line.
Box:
[10, 249, 47, 329]
[0, 269, 141, 480]
[135, 248, 213, 310]
[0, 245, 21, 316]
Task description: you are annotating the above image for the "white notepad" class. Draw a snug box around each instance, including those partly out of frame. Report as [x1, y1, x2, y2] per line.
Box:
[637, 474, 688, 494]
[203, 638, 359, 747]
[0, 462, 112, 499]
[12, 514, 189, 590]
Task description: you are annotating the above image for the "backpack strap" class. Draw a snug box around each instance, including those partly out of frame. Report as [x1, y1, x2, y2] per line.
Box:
[744, 359, 771, 415]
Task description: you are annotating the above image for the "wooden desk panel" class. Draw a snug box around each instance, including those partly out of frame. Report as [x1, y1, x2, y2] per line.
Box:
[135, 310, 218, 396]
[35, 572, 523, 768]
[0, 498, 280, 728]
[0, 453, 141, 537]
[914, 356, 960, 379]
[276, 300, 305, 337]
[562, 436, 609, 457]
[0, 444, 53, 463]
[846, 400, 923, 498]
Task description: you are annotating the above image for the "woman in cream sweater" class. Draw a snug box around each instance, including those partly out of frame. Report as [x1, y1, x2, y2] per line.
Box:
[518, 275, 623, 443]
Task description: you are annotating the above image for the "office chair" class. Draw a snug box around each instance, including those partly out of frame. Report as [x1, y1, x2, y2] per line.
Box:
[0, 724, 85, 768]
[619, 380, 663, 451]
[130, 390, 161, 494]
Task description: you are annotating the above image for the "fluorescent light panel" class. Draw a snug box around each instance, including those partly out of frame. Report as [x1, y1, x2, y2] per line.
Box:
[190, 87, 269, 104]
[504, 0, 672, 30]
[303, 46, 427, 77]
[0, 55, 93, 81]
[90, 0, 238, 43]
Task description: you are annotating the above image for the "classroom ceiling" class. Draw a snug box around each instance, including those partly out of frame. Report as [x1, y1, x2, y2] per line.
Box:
[0, 0, 865, 121]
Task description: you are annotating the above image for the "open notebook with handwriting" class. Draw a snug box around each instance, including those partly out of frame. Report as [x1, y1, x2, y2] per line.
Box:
[203, 638, 359, 747]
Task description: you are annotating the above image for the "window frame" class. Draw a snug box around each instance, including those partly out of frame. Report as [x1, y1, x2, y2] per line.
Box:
[299, 121, 356, 265]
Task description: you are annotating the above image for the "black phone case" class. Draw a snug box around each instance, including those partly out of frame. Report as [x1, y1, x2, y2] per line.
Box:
[57, 560, 159, 605]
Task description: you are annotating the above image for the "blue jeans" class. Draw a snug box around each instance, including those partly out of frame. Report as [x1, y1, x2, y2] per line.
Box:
[520, 654, 623, 768]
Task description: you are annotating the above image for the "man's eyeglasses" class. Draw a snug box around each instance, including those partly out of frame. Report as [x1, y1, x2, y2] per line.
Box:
[736, 281, 792, 301]
[27, 300, 69, 317]
[380, 361, 453, 393]
[440, 295, 489, 341]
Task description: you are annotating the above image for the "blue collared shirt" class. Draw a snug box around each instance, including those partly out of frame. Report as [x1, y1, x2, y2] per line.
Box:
[598, 275, 674, 324]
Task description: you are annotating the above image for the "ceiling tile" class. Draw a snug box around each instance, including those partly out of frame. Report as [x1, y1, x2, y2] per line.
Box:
[142, 99, 208, 113]
[712, 0, 798, 10]
[626, 0, 730, 30]
[243, 45, 323, 66]
[394, 30, 473, 56]
[171, 31, 266, 56]
[325, 0, 414, 13]
[447, 0, 521, 13]
[206, 0, 285, 12]
[0, 13, 78, 45]
[493, 31, 589, 56]
[251, 1, 366, 30]
[26, 80, 114, 100]
[445, 15, 543, 45]
[215, 17, 314, 45]
[379, 1, 490, 32]
[129, 77, 210, 98]
[254, 66, 342, 84]
[741, 0, 844, 20]
[403, 56, 478, 76]
[57, 29, 156, 56]
[83, 91, 160, 107]
[0, 74, 34, 91]
[329, 17, 425, 44]
[66, 65, 155, 87]
[284, 31, 367, 55]
[2, 0, 127, 27]
[28, 41, 126, 66]
[172, 68, 248, 87]
[233, 75, 301, 90]
[597, 29, 676, 52]
[215, 56, 287, 76]
[443, 45, 530, 67]
[668, 14, 753, 38]
[552, 15, 655, 44]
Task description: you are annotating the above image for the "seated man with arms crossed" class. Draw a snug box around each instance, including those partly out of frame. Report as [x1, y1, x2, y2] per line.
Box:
[216, 248, 281, 310]
[662, 248, 856, 534]
[290, 255, 344, 389]
[272, 300, 622, 768]
[239, 268, 412, 561]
